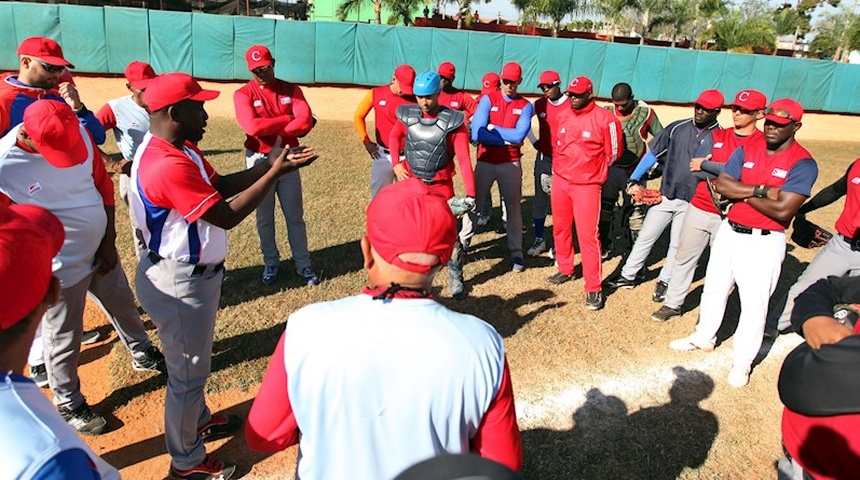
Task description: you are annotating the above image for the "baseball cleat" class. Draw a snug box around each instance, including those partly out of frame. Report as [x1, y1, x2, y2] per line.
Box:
[169, 456, 237, 480]
[133, 345, 167, 374]
[511, 257, 525, 273]
[301, 267, 320, 286]
[652, 280, 669, 303]
[605, 276, 636, 289]
[651, 306, 681, 322]
[29, 364, 48, 388]
[546, 272, 574, 285]
[585, 291, 605, 311]
[261, 265, 278, 286]
[60, 403, 107, 436]
[198, 414, 243, 441]
[81, 330, 101, 345]
[527, 238, 548, 257]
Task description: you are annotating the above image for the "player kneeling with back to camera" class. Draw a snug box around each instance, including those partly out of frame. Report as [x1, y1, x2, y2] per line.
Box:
[246, 178, 522, 480]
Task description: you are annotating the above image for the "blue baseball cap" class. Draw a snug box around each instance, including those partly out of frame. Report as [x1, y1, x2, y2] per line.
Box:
[413, 71, 441, 96]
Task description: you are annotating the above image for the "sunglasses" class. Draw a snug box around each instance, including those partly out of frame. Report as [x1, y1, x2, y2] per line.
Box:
[34, 59, 65, 74]
[539, 82, 560, 91]
[501, 79, 518, 85]
[731, 105, 756, 115]
[251, 65, 273, 75]
[566, 91, 590, 98]
[764, 107, 797, 122]
[694, 104, 719, 113]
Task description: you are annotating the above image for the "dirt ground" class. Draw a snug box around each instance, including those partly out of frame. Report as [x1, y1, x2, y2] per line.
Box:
[66, 75, 860, 480]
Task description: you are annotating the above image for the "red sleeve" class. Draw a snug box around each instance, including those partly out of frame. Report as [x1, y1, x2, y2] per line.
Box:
[605, 117, 623, 165]
[246, 331, 300, 452]
[90, 135, 115, 206]
[461, 93, 478, 120]
[0, 191, 10, 206]
[95, 103, 116, 130]
[233, 86, 290, 137]
[471, 357, 522, 471]
[282, 86, 314, 138]
[389, 121, 407, 166]
[452, 125, 475, 197]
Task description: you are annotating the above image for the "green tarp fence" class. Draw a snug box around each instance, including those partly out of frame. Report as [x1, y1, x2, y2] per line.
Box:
[3, 3, 860, 114]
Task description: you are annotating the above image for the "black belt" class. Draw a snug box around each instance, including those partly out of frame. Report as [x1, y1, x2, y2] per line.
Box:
[842, 234, 860, 251]
[147, 251, 224, 276]
[728, 220, 771, 235]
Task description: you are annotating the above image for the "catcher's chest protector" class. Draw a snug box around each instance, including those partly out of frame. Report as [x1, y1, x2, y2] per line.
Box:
[609, 104, 651, 168]
[397, 105, 465, 182]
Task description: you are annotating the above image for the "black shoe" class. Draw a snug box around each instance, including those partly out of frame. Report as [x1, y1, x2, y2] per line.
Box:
[652, 281, 668, 303]
[81, 330, 101, 345]
[546, 272, 574, 285]
[59, 403, 107, 436]
[651, 305, 681, 322]
[586, 291, 605, 311]
[29, 364, 48, 388]
[132, 345, 168, 374]
[169, 456, 237, 480]
[198, 414, 243, 441]
[605, 276, 636, 289]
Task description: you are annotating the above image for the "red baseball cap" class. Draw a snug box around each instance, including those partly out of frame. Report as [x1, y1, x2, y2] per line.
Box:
[144, 72, 220, 112]
[17, 36, 74, 68]
[731, 89, 767, 111]
[246, 45, 274, 71]
[566, 76, 593, 95]
[0, 203, 65, 330]
[23, 100, 88, 168]
[501, 62, 522, 82]
[481, 71, 500, 95]
[695, 89, 725, 110]
[537, 70, 560, 88]
[366, 178, 457, 274]
[438, 61, 456, 79]
[125, 61, 157, 90]
[765, 98, 803, 125]
[394, 64, 416, 95]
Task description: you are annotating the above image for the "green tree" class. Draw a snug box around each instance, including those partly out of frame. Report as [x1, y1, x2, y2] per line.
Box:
[708, 8, 776, 51]
[597, 0, 639, 37]
[386, 0, 428, 24]
[774, 0, 841, 54]
[337, 0, 386, 23]
[637, 0, 669, 43]
[814, 8, 860, 61]
[649, 0, 696, 46]
[536, 0, 590, 36]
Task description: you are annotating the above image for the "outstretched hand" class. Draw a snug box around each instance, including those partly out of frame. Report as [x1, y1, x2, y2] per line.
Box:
[271, 145, 319, 176]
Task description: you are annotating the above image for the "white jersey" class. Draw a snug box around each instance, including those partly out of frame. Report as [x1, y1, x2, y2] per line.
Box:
[105, 95, 150, 161]
[0, 374, 121, 480]
[0, 125, 107, 287]
[284, 294, 506, 480]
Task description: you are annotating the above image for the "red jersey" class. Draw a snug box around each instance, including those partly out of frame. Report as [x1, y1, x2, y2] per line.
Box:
[552, 101, 623, 185]
[835, 159, 860, 239]
[371, 85, 413, 149]
[533, 97, 567, 157]
[691, 128, 763, 214]
[476, 91, 530, 164]
[234, 79, 313, 154]
[438, 89, 477, 119]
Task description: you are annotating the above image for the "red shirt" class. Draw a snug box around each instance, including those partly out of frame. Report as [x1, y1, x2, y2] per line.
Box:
[371, 85, 414, 149]
[438, 89, 477, 119]
[835, 158, 860, 239]
[553, 101, 623, 185]
[690, 128, 763, 214]
[477, 91, 530, 164]
[234, 79, 313, 154]
[533, 96, 567, 157]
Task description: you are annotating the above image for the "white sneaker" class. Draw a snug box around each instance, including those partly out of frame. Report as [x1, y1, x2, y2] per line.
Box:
[727, 365, 751, 388]
[527, 238, 548, 257]
[668, 335, 715, 352]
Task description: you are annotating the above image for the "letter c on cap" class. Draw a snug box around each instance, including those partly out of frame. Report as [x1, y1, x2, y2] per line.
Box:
[251, 50, 262, 61]
[738, 91, 750, 101]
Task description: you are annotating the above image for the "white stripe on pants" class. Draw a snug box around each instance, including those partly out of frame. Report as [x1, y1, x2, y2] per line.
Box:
[662, 205, 723, 309]
[690, 220, 786, 369]
[620, 197, 688, 283]
[461, 161, 524, 257]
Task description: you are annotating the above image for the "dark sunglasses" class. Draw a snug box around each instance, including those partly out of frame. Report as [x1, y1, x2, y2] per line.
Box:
[731, 105, 756, 115]
[694, 104, 719, 113]
[251, 65, 273, 75]
[35, 59, 65, 74]
[539, 81, 560, 91]
[439, 76, 453, 82]
[764, 107, 797, 122]
[501, 79, 518, 85]
[566, 91, 590, 99]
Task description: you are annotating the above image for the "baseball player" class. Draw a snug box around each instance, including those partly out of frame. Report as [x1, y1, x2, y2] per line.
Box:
[462, 62, 533, 271]
[476, 70, 504, 227]
[437, 61, 478, 118]
[764, 153, 860, 337]
[652, 90, 766, 322]
[670, 98, 818, 388]
[388, 71, 476, 299]
[547, 77, 623, 311]
[129, 73, 319, 479]
[778, 275, 860, 479]
[480, 71, 500, 98]
[353, 64, 416, 197]
[601, 82, 663, 256]
[0, 37, 105, 144]
[246, 178, 522, 480]
[234, 45, 319, 286]
[0, 203, 120, 480]
[96, 60, 158, 261]
[525, 70, 566, 258]
[605, 90, 723, 304]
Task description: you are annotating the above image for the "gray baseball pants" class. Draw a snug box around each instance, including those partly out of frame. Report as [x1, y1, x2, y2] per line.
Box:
[119, 174, 148, 261]
[767, 235, 860, 332]
[136, 254, 224, 471]
[620, 197, 688, 284]
[462, 160, 524, 258]
[246, 151, 311, 273]
[662, 205, 723, 309]
[43, 260, 153, 410]
[533, 152, 552, 221]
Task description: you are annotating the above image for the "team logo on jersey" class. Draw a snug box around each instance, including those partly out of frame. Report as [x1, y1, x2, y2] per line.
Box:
[743, 162, 755, 169]
[852, 177, 860, 184]
[772, 168, 788, 179]
[253, 100, 263, 107]
[451, 101, 459, 107]
[512, 108, 523, 115]
[582, 131, 592, 138]
[714, 142, 724, 148]
[379, 100, 387, 106]
[28, 182, 42, 195]
[280, 96, 292, 105]
[560, 127, 566, 134]
[490, 106, 499, 112]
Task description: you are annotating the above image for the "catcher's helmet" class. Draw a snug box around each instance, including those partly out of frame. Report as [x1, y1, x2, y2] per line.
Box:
[413, 71, 441, 96]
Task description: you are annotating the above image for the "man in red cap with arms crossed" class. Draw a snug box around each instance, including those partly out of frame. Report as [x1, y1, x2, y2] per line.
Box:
[354, 64, 416, 197]
[464, 62, 533, 272]
[234, 45, 319, 287]
[652, 89, 766, 321]
[246, 178, 521, 480]
[130, 72, 319, 479]
[437, 61, 477, 118]
[0, 203, 121, 480]
[546, 76, 622, 310]
[670, 98, 818, 388]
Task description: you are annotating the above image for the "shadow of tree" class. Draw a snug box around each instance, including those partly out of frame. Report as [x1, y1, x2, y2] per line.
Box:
[522, 367, 719, 480]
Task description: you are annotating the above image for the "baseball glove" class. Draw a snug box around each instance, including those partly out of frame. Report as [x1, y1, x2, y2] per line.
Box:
[540, 173, 553, 195]
[631, 187, 662, 205]
[791, 216, 833, 248]
[705, 179, 732, 217]
[448, 196, 476, 217]
[833, 304, 860, 329]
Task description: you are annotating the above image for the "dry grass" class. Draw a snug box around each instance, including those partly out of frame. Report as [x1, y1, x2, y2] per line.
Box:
[94, 98, 860, 478]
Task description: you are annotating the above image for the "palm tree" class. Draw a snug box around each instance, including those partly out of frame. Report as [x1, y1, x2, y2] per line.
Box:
[536, 0, 589, 36]
[708, 8, 776, 52]
[650, 0, 696, 46]
[511, 0, 536, 32]
[596, 0, 639, 37]
[337, 0, 386, 23]
[638, 0, 669, 43]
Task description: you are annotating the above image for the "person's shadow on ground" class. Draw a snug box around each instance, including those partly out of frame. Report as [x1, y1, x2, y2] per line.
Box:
[522, 367, 719, 479]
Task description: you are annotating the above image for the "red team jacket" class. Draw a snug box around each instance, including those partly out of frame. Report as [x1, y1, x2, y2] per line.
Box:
[477, 91, 530, 164]
[438, 89, 478, 119]
[553, 101, 623, 185]
[371, 85, 413, 150]
[233, 79, 313, 153]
